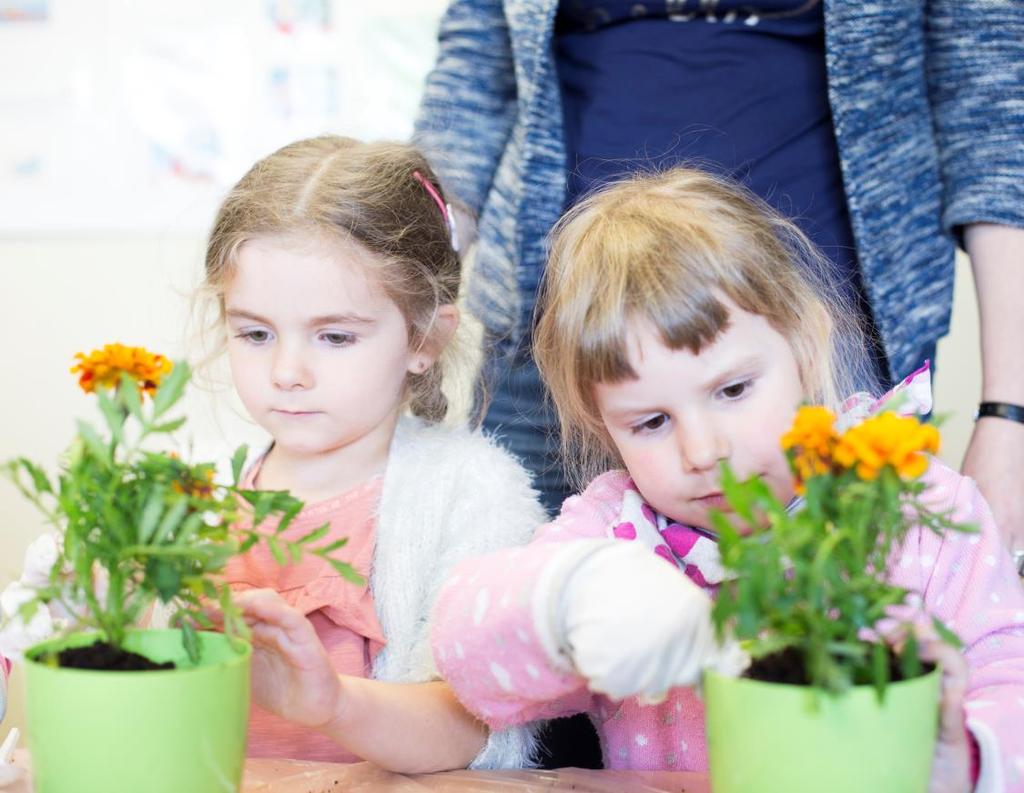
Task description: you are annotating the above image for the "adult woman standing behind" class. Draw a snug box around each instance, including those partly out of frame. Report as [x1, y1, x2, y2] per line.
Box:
[414, 0, 1024, 559]
[414, 0, 1024, 548]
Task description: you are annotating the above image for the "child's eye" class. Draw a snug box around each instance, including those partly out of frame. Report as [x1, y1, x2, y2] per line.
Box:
[320, 331, 356, 347]
[719, 379, 753, 400]
[632, 414, 668, 434]
[237, 329, 271, 344]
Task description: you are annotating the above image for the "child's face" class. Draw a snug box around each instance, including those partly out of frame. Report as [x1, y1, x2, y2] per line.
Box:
[224, 235, 426, 463]
[593, 302, 804, 531]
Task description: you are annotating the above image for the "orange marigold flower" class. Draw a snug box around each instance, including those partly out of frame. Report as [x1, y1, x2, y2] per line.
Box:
[173, 466, 216, 499]
[71, 343, 172, 396]
[833, 413, 940, 481]
[781, 406, 839, 492]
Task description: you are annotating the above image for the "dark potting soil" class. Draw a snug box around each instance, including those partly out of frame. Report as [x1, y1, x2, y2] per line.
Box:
[745, 646, 933, 686]
[745, 646, 812, 685]
[54, 641, 175, 671]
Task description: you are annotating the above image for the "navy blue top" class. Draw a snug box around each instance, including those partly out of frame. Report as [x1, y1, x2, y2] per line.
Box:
[555, 0, 868, 310]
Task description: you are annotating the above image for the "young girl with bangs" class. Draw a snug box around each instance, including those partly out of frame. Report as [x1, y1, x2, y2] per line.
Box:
[196, 135, 546, 771]
[430, 169, 1024, 790]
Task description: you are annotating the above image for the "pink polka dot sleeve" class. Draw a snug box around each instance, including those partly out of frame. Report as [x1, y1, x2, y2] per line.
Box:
[891, 461, 1024, 790]
[431, 472, 632, 729]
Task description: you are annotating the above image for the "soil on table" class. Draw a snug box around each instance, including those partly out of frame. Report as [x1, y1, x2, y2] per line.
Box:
[51, 641, 175, 671]
[745, 645, 933, 686]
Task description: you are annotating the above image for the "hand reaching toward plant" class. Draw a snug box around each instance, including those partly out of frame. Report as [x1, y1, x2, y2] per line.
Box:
[215, 589, 342, 731]
[538, 541, 747, 701]
[921, 637, 972, 793]
[212, 588, 488, 772]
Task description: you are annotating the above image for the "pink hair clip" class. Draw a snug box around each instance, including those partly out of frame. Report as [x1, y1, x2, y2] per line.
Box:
[412, 170, 460, 252]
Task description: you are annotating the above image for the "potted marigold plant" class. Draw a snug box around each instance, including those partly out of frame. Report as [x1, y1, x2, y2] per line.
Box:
[0, 344, 360, 793]
[703, 406, 968, 793]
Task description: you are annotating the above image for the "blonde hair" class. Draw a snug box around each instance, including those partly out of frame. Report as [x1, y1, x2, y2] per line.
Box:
[199, 135, 462, 422]
[534, 167, 877, 488]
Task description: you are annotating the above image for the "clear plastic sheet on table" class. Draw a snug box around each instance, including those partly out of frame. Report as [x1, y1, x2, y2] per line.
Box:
[243, 758, 711, 793]
[3, 752, 710, 792]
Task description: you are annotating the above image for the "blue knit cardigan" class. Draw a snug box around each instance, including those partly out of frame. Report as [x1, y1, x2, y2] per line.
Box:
[414, 0, 1024, 382]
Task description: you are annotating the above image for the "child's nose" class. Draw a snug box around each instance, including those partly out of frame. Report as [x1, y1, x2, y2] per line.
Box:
[271, 344, 312, 390]
[676, 417, 727, 473]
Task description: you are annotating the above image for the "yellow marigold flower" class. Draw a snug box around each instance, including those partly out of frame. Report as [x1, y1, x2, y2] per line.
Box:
[70, 343, 172, 396]
[782, 406, 838, 455]
[833, 413, 940, 481]
[781, 406, 839, 492]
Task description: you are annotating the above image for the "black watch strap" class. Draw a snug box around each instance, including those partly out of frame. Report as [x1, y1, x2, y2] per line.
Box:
[976, 401, 1024, 425]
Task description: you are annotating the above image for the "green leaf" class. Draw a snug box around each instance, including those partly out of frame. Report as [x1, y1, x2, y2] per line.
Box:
[95, 388, 125, 444]
[173, 512, 206, 546]
[192, 611, 214, 629]
[181, 620, 200, 665]
[146, 558, 183, 602]
[136, 488, 167, 543]
[17, 459, 53, 495]
[152, 497, 190, 545]
[230, 445, 249, 486]
[267, 536, 287, 566]
[296, 523, 330, 546]
[746, 634, 798, 660]
[871, 642, 889, 703]
[718, 462, 755, 524]
[317, 537, 350, 555]
[248, 491, 278, 528]
[325, 558, 365, 585]
[238, 534, 260, 553]
[931, 616, 964, 650]
[75, 419, 111, 465]
[900, 632, 922, 680]
[150, 417, 187, 434]
[151, 360, 191, 418]
[118, 372, 143, 420]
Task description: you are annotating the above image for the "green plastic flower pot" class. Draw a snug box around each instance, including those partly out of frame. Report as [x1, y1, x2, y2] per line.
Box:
[705, 666, 940, 793]
[24, 629, 251, 793]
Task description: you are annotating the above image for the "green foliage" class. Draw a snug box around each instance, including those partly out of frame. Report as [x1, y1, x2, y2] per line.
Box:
[710, 445, 972, 699]
[3, 361, 363, 664]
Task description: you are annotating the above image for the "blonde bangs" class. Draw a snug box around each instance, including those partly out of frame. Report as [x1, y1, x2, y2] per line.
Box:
[535, 168, 877, 486]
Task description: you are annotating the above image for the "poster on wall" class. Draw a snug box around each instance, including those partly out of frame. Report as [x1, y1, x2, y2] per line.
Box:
[0, 0, 447, 233]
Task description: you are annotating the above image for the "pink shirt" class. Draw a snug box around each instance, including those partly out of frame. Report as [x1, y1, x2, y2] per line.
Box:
[224, 463, 385, 762]
[431, 461, 1024, 785]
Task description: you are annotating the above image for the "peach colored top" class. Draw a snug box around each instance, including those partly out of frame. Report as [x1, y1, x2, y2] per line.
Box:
[223, 459, 385, 762]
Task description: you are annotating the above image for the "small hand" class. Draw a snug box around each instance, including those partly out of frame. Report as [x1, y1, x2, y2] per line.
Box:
[962, 417, 1024, 556]
[213, 589, 341, 730]
[921, 634, 972, 793]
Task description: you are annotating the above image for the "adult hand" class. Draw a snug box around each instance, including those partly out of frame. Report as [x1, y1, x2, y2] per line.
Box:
[217, 589, 341, 730]
[552, 542, 747, 701]
[962, 417, 1024, 556]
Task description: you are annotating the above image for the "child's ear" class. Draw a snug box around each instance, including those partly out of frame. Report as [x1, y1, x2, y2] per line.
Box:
[408, 304, 460, 374]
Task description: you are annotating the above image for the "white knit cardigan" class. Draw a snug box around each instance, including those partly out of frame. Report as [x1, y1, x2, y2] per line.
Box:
[366, 416, 545, 769]
[144, 417, 546, 767]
